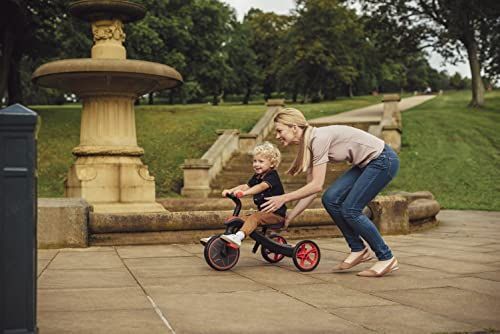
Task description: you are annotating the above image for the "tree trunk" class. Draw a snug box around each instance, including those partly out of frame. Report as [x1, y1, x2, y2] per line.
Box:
[465, 40, 485, 107]
[212, 94, 219, 106]
[148, 92, 154, 105]
[347, 84, 353, 98]
[301, 88, 309, 104]
[242, 86, 251, 105]
[7, 53, 23, 105]
[0, 31, 15, 104]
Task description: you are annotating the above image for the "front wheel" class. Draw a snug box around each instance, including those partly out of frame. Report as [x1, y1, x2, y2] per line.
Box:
[261, 235, 287, 263]
[204, 236, 240, 271]
[292, 240, 321, 272]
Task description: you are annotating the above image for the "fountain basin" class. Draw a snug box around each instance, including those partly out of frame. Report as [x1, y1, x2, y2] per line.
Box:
[69, 0, 145, 22]
[32, 58, 183, 96]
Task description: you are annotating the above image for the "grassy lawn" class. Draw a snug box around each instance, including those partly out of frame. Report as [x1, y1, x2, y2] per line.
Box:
[33, 95, 380, 197]
[385, 90, 500, 210]
[34, 91, 499, 210]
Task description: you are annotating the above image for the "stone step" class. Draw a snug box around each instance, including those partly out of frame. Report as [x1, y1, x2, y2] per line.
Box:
[226, 153, 299, 163]
[212, 168, 348, 187]
[217, 165, 348, 180]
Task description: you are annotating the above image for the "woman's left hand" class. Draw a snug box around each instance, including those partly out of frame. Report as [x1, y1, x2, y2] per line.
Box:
[262, 195, 287, 213]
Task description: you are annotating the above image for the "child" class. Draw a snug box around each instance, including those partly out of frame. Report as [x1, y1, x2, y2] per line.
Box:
[214, 142, 287, 248]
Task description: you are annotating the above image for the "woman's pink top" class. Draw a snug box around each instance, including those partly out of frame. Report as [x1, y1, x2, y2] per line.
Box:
[310, 125, 385, 167]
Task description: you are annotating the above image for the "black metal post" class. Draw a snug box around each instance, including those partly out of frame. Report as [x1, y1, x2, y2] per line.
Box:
[0, 104, 38, 334]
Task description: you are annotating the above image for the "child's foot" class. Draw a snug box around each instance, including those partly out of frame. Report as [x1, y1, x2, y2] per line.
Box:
[200, 237, 211, 246]
[220, 234, 242, 248]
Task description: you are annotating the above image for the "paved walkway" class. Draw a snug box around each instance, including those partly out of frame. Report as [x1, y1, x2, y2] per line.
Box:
[309, 95, 436, 124]
[37, 210, 500, 333]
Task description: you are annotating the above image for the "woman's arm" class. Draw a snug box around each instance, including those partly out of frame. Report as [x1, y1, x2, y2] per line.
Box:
[261, 163, 327, 213]
[284, 169, 319, 227]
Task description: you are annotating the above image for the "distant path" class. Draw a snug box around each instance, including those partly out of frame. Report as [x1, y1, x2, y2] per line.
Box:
[310, 95, 436, 124]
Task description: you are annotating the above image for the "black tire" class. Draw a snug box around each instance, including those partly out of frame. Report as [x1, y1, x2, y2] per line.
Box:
[292, 240, 321, 272]
[204, 236, 240, 271]
[261, 235, 287, 263]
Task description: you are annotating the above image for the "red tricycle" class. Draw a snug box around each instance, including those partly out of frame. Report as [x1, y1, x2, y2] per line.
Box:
[202, 193, 321, 272]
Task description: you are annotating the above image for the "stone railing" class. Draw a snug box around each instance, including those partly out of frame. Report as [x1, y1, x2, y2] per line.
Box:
[181, 129, 240, 197]
[368, 94, 402, 152]
[181, 99, 285, 197]
[239, 99, 284, 153]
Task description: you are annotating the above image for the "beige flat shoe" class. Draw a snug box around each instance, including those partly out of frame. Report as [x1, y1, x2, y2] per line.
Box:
[357, 258, 399, 277]
[333, 248, 373, 271]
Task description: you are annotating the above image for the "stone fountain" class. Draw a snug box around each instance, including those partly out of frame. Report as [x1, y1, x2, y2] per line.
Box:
[32, 0, 183, 213]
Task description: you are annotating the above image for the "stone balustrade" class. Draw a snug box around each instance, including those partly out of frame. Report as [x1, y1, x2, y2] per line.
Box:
[181, 99, 285, 197]
[368, 94, 402, 152]
[181, 129, 239, 197]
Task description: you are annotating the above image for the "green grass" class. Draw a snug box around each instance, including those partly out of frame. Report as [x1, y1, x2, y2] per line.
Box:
[385, 90, 500, 210]
[34, 91, 499, 210]
[33, 95, 380, 197]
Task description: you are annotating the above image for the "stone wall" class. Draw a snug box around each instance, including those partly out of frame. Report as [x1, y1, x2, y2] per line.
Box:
[38, 198, 90, 248]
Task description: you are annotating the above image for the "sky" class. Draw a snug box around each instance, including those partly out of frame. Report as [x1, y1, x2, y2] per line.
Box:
[221, 0, 471, 78]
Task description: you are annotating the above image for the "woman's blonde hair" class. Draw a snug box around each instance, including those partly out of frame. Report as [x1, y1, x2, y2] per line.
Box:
[252, 141, 281, 168]
[273, 108, 313, 175]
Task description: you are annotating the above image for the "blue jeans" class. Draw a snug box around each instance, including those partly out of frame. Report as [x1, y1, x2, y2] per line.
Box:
[321, 145, 399, 260]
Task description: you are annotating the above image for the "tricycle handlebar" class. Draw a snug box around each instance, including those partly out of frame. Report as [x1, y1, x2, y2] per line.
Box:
[226, 193, 242, 216]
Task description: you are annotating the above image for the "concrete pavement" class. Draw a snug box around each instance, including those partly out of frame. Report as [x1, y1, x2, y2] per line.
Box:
[37, 209, 500, 333]
[309, 95, 436, 125]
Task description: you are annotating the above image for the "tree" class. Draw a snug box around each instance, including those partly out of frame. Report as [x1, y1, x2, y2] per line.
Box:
[360, 0, 500, 107]
[245, 9, 291, 100]
[189, 1, 235, 105]
[126, 0, 193, 104]
[277, 0, 364, 102]
[225, 20, 262, 104]
[359, 12, 426, 93]
[0, 0, 69, 105]
[128, 0, 235, 105]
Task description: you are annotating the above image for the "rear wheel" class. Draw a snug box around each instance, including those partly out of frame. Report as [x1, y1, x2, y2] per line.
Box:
[204, 236, 240, 271]
[292, 240, 320, 272]
[261, 235, 287, 263]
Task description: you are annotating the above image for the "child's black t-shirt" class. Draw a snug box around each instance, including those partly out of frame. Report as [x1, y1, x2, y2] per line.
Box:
[247, 169, 287, 217]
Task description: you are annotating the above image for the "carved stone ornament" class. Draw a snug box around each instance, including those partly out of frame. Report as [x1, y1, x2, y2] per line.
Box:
[92, 20, 126, 43]
[76, 167, 97, 181]
[138, 166, 155, 181]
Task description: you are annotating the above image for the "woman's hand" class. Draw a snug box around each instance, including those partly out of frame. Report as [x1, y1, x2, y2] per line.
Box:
[284, 214, 292, 229]
[261, 194, 287, 213]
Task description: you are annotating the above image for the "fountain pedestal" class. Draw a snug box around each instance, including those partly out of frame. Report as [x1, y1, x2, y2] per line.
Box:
[32, 1, 182, 213]
[66, 93, 161, 213]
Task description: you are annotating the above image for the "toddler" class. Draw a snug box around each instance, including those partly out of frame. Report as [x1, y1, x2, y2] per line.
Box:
[216, 142, 287, 248]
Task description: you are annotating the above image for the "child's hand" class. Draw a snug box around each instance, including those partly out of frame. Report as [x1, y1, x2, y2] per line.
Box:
[234, 190, 245, 198]
[221, 189, 230, 197]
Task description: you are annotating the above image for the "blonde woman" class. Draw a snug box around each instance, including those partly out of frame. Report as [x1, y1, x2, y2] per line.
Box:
[262, 108, 399, 277]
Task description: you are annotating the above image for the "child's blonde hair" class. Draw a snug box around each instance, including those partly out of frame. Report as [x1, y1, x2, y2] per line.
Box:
[252, 141, 281, 168]
[273, 107, 313, 175]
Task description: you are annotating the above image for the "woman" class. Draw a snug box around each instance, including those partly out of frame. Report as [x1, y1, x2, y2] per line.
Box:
[261, 108, 400, 277]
